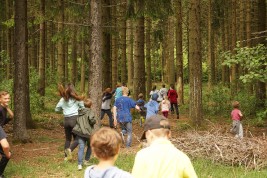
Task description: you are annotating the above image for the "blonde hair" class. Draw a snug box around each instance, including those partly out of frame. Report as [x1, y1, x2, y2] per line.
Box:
[91, 127, 121, 160]
[122, 87, 129, 95]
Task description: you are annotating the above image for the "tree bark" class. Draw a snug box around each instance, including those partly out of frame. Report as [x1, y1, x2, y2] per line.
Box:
[133, 1, 145, 99]
[145, 17, 152, 99]
[80, 38, 86, 93]
[207, 0, 215, 88]
[119, 0, 127, 84]
[126, 19, 134, 90]
[176, 0, 184, 104]
[38, 0, 45, 97]
[71, 27, 77, 85]
[57, 0, 65, 84]
[188, 0, 202, 126]
[167, 15, 175, 85]
[102, 0, 111, 89]
[111, 0, 118, 88]
[89, 0, 103, 128]
[13, 0, 31, 142]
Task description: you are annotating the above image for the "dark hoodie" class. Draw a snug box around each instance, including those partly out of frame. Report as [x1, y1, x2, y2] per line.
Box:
[72, 108, 96, 138]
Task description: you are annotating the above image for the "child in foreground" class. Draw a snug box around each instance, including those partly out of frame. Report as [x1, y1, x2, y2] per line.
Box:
[230, 101, 243, 139]
[84, 127, 132, 178]
[132, 115, 197, 178]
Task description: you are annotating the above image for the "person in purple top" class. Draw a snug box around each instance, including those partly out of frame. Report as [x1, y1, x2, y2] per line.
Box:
[113, 87, 140, 147]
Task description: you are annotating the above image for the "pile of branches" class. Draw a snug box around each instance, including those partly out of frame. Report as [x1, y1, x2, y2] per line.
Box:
[172, 130, 267, 170]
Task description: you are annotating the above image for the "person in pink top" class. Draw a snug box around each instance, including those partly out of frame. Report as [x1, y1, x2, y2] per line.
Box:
[160, 96, 171, 118]
[167, 84, 179, 119]
[230, 101, 243, 139]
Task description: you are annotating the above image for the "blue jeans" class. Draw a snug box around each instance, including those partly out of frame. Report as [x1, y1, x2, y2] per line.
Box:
[77, 136, 91, 165]
[120, 122, 132, 147]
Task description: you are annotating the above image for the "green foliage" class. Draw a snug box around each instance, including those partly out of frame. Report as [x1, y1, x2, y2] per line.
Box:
[254, 110, 267, 127]
[202, 85, 257, 117]
[203, 85, 231, 117]
[222, 44, 267, 83]
[29, 68, 44, 114]
[2, 17, 14, 28]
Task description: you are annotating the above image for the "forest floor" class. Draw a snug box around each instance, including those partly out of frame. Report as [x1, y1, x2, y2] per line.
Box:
[4, 111, 267, 178]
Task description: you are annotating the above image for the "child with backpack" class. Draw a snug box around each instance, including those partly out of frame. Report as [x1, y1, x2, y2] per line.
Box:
[160, 96, 171, 118]
[136, 93, 146, 126]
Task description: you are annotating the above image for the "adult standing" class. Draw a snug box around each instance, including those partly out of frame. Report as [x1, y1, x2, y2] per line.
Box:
[168, 84, 179, 119]
[113, 87, 140, 147]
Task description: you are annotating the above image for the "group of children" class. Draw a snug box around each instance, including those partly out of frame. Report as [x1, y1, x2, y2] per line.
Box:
[0, 84, 246, 177]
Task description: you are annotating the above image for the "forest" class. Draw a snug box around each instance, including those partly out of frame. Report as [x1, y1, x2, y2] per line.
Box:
[0, 0, 266, 177]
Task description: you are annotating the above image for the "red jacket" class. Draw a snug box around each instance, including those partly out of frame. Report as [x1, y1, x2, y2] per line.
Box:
[168, 89, 178, 103]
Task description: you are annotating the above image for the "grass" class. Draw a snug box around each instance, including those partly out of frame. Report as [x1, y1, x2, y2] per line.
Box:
[5, 152, 267, 178]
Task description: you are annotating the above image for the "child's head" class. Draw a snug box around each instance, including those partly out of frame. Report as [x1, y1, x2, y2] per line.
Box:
[91, 127, 122, 160]
[170, 84, 174, 89]
[162, 84, 165, 88]
[232, 101, 240, 109]
[122, 87, 129, 95]
[84, 98, 92, 108]
[138, 93, 144, 99]
[141, 115, 171, 143]
[152, 85, 157, 91]
[105, 88, 112, 93]
[0, 91, 11, 107]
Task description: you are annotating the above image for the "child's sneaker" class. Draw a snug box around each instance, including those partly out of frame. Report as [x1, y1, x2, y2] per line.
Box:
[78, 165, 82, 170]
[65, 148, 72, 161]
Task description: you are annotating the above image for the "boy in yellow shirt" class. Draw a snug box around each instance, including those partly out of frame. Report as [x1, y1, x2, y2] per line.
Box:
[132, 115, 197, 178]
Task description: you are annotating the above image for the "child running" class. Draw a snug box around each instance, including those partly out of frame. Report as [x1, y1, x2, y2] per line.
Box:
[230, 101, 243, 139]
[144, 93, 159, 119]
[55, 83, 85, 161]
[70, 98, 96, 170]
[136, 93, 146, 126]
[168, 84, 179, 119]
[160, 96, 171, 118]
[84, 127, 133, 178]
[100, 88, 114, 128]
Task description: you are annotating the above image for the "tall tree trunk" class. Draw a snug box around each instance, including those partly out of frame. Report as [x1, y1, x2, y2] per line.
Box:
[89, 0, 102, 128]
[133, 1, 145, 99]
[188, 0, 202, 126]
[145, 17, 151, 99]
[71, 27, 77, 85]
[13, 0, 30, 142]
[49, 22, 55, 76]
[57, 0, 65, 84]
[29, 19, 38, 69]
[127, 19, 134, 90]
[222, 0, 230, 86]
[102, 0, 111, 89]
[119, 0, 127, 84]
[80, 38, 86, 93]
[162, 20, 168, 82]
[255, 0, 266, 108]
[207, 0, 215, 88]
[168, 15, 175, 85]
[111, 0, 118, 88]
[230, 0, 238, 95]
[38, 0, 45, 98]
[176, 0, 184, 104]
[65, 43, 68, 82]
